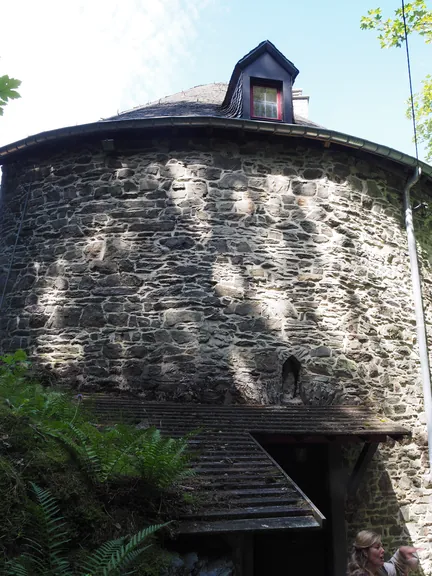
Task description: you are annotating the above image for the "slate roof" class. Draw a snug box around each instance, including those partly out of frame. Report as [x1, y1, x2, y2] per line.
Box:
[105, 83, 321, 127]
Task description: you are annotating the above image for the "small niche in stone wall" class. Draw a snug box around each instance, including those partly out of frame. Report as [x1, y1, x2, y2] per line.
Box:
[282, 355, 302, 403]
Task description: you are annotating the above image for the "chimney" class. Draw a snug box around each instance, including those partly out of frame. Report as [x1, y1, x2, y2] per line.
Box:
[292, 88, 309, 120]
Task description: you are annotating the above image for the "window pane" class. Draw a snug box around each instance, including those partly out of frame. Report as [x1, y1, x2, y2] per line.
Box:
[264, 88, 277, 103]
[254, 86, 266, 100]
[254, 102, 266, 117]
[265, 102, 278, 118]
[253, 86, 279, 118]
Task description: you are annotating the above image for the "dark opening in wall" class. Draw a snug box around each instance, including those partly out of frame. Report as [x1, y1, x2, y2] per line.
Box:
[253, 442, 332, 576]
[282, 355, 301, 400]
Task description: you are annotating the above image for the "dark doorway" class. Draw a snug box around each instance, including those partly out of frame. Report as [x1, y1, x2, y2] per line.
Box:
[253, 441, 334, 576]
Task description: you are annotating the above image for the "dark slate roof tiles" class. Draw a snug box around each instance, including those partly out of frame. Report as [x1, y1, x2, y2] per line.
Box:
[105, 83, 322, 127]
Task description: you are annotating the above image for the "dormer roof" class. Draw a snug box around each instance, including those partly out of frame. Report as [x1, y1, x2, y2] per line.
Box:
[222, 40, 299, 108]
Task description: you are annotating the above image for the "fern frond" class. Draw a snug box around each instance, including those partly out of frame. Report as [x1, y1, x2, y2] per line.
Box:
[82, 523, 168, 576]
[47, 425, 103, 484]
[4, 559, 29, 576]
[30, 483, 73, 576]
[134, 427, 194, 489]
[79, 538, 125, 574]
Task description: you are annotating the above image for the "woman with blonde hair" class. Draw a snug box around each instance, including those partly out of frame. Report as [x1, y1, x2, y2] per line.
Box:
[347, 530, 419, 575]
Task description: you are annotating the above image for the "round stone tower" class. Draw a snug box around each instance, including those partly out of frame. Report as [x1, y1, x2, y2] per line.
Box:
[1, 40, 432, 573]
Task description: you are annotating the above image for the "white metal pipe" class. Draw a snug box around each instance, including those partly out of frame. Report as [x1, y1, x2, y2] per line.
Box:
[403, 166, 432, 473]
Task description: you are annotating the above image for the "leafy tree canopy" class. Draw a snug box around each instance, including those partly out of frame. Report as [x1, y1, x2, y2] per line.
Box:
[0, 74, 21, 116]
[361, 0, 432, 161]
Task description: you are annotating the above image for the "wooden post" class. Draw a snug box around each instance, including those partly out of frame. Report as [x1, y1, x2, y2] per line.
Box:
[329, 444, 348, 576]
[347, 442, 379, 498]
[227, 533, 254, 576]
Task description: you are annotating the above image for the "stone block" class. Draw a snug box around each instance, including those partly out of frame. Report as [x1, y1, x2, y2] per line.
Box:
[297, 273, 323, 282]
[311, 346, 332, 357]
[16, 274, 36, 291]
[126, 345, 149, 358]
[164, 309, 203, 326]
[161, 163, 185, 178]
[234, 303, 259, 316]
[117, 168, 134, 179]
[99, 273, 143, 288]
[89, 260, 118, 274]
[292, 181, 317, 196]
[234, 199, 255, 214]
[129, 221, 175, 232]
[190, 166, 221, 180]
[248, 177, 267, 190]
[213, 154, 242, 170]
[80, 305, 105, 328]
[106, 313, 129, 326]
[139, 178, 159, 191]
[238, 318, 268, 333]
[29, 312, 48, 329]
[267, 175, 290, 193]
[123, 360, 145, 378]
[123, 181, 138, 192]
[48, 307, 83, 328]
[303, 168, 324, 180]
[219, 172, 248, 190]
[102, 343, 123, 359]
[171, 330, 196, 344]
[214, 284, 244, 298]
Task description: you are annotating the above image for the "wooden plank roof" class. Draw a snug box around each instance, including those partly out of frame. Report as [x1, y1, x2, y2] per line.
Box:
[85, 397, 409, 534]
[87, 398, 409, 441]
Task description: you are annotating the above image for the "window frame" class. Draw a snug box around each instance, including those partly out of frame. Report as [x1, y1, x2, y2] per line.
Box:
[250, 81, 283, 121]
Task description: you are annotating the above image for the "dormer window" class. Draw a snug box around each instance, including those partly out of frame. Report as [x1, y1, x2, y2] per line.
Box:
[222, 41, 299, 124]
[251, 83, 282, 120]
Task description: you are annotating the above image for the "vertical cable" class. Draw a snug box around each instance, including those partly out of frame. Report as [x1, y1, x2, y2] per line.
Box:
[401, 0, 432, 475]
[401, 0, 420, 161]
[0, 183, 32, 311]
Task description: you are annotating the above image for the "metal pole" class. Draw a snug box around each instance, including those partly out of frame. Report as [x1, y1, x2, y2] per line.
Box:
[403, 166, 432, 473]
[0, 183, 31, 311]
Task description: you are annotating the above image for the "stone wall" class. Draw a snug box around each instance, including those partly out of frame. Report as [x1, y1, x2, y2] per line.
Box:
[1, 131, 432, 570]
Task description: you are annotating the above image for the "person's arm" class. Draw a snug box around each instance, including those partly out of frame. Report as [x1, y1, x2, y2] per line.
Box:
[384, 547, 419, 575]
[383, 551, 403, 575]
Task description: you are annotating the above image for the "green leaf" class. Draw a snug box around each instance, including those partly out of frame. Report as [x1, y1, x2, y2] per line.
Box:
[0, 74, 21, 115]
[81, 523, 168, 576]
[361, 1, 432, 159]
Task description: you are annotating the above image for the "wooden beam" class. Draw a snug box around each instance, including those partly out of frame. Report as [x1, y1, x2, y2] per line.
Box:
[347, 442, 379, 498]
[329, 444, 348, 576]
[227, 533, 254, 576]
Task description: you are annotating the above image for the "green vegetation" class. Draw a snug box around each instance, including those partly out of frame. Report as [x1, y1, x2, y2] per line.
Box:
[0, 73, 21, 116]
[0, 350, 194, 575]
[5, 483, 167, 576]
[361, 0, 432, 161]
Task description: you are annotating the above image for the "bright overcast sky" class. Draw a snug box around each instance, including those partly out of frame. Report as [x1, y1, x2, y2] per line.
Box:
[0, 0, 212, 146]
[1, 0, 431, 161]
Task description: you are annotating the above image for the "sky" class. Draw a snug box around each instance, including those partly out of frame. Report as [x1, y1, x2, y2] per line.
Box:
[0, 0, 431, 161]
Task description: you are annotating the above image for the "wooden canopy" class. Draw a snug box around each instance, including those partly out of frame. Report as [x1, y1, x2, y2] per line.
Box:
[86, 397, 409, 535]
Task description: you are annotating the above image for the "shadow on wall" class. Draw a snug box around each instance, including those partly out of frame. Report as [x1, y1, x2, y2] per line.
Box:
[0, 131, 430, 565]
[345, 443, 426, 576]
[0, 135, 340, 402]
[0, 134, 429, 408]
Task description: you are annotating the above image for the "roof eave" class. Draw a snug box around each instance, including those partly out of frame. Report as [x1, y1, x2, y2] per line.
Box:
[0, 116, 431, 183]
